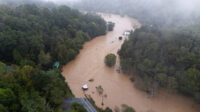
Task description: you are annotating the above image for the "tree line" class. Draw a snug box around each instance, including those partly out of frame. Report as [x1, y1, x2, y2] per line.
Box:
[118, 25, 200, 102]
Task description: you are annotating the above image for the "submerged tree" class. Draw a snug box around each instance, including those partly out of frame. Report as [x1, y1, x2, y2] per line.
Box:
[107, 22, 115, 31]
[121, 104, 136, 112]
[104, 53, 116, 67]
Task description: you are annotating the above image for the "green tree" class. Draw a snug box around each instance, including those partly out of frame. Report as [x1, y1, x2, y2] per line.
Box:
[20, 91, 46, 112]
[0, 62, 7, 75]
[155, 73, 168, 87]
[13, 49, 22, 64]
[69, 103, 87, 112]
[103, 107, 113, 112]
[0, 88, 16, 106]
[121, 104, 135, 112]
[38, 50, 51, 66]
[179, 68, 200, 95]
[0, 104, 8, 112]
[41, 70, 73, 106]
[104, 53, 116, 67]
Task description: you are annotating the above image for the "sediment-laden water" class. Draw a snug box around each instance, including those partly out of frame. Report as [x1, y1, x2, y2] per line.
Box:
[62, 13, 200, 112]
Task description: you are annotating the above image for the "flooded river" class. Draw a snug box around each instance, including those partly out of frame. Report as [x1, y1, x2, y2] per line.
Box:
[62, 13, 200, 112]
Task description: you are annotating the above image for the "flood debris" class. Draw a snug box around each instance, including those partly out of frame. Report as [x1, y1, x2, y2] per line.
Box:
[96, 85, 104, 95]
[89, 78, 94, 82]
[116, 68, 121, 73]
[119, 36, 123, 40]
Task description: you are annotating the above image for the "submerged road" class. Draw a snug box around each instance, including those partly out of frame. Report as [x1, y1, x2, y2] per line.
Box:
[63, 98, 97, 112]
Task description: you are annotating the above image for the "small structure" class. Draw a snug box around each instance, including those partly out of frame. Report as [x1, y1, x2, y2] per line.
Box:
[88, 78, 94, 82]
[124, 31, 130, 36]
[119, 36, 123, 40]
[53, 61, 60, 68]
[82, 84, 88, 90]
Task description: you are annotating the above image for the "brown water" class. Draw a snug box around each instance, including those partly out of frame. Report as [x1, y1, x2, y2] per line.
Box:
[62, 13, 200, 112]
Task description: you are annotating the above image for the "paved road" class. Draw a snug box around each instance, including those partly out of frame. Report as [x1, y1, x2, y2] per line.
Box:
[62, 98, 97, 112]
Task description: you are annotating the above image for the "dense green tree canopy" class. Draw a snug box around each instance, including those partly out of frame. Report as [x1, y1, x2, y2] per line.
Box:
[118, 25, 200, 102]
[0, 61, 73, 112]
[0, 4, 107, 112]
[104, 54, 116, 67]
[0, 4, 106, 68]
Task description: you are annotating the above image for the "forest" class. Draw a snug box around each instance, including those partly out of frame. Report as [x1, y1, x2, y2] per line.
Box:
[0, 4, 107, 112]
[0, 4, 106, 67]
[1, 0, 200, 111]
[118, 24, 200, 102]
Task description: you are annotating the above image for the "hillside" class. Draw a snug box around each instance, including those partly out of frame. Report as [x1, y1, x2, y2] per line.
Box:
[0, 4, 106, 112]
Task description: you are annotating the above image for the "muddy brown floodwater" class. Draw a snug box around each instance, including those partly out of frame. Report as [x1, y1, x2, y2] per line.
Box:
[62, 13, 200, 112]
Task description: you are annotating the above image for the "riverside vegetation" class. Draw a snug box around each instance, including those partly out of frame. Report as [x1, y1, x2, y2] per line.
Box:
[104, 54, 116, 67]
[118, 25, 200, 102]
